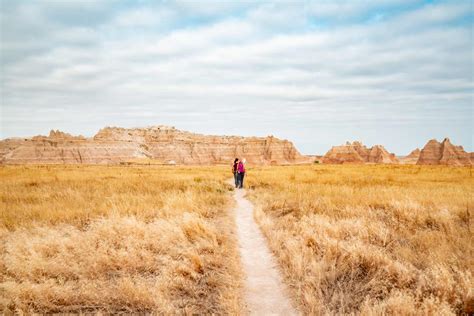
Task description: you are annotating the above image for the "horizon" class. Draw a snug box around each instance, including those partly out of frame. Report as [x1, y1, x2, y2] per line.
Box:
[1, 0, 473, 155]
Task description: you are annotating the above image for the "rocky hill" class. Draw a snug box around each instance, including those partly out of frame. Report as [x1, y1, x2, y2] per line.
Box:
[322, 141, 399, 164]
[400, 148, 421, 165]
[417, 138, 472, 166]
[0, 126, 312, 165]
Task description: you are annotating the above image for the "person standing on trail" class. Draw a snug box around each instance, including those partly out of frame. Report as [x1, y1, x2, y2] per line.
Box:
[232, 158, 239, 188]
[237, 158, 246, 189]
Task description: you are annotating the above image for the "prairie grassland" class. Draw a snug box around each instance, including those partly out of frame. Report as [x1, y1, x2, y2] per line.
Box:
[0, 165, 242, 314]
[246, 164, 473, 315]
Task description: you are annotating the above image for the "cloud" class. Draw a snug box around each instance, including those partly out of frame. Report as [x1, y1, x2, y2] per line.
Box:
[307, 0, 420, 21]
[1, 0, 472, 154]
[112, 7, 177, 28]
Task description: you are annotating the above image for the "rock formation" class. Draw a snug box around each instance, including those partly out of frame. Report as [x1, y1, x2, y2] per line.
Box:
[322, 142, 365, 164]
[417, 138, 472, 166]
[400, 148, 421, 165]
[367, 145, 399, 164]
[0, 126, 312, 165]
[322, 141, 399, 164]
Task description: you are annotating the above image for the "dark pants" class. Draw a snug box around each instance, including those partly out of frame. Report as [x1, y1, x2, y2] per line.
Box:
[234, 172, 239, 187]
[238, 172, 245, 188]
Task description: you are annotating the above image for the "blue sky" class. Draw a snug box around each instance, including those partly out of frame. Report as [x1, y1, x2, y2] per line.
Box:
[0, 0, 472, 155]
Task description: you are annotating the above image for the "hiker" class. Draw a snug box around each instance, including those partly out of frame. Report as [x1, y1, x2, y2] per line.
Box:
[237, 158, 246, 189]
[232, 158, 239, 188]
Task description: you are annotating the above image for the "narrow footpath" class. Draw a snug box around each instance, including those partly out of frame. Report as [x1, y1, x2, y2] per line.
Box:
[232, 186, 298, 315]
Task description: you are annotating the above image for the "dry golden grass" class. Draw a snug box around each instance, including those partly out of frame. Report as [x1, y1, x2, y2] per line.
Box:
[0, 165, 242, 314]
[246, 164, 473, 315]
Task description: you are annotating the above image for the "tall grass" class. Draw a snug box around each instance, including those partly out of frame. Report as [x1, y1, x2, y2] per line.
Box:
[247, 165, 473, 315]
[0, 165, 242, 314]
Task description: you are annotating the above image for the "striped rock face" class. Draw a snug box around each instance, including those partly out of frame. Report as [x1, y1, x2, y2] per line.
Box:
[0, 126, 312, 165]
[417, 138, 472, 166]
[322, 141, 399, 164]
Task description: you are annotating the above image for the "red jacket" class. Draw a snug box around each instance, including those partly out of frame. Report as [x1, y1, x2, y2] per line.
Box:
[237, 162, 245, 173]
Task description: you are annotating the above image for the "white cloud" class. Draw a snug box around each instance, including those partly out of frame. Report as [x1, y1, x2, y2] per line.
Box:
[113, 7, 177, 28]
[1, 1, 472, 153]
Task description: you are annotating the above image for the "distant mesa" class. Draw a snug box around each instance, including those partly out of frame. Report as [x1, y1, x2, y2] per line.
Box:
[0, 126, 312, 165]
[417, 138, 472, 166]
[0, 128, 471, 166]
[322, 141, 399, 164]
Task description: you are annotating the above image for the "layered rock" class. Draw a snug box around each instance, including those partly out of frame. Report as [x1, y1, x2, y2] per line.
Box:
[417, 138, 472, 166]
[367, 145, 399, 164]
[0, 126, 312, 165]
[322, 142, 365, 164]
[322, 141, 399, 164]
[400, 148, 421, 165]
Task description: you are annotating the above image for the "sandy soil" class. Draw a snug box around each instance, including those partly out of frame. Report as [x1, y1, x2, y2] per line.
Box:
[232, 187, 298, 315]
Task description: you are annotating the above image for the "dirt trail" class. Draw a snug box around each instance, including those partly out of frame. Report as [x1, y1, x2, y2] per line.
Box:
[232, 186, 298, 315]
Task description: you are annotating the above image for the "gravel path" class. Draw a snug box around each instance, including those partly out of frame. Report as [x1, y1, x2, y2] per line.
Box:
[232, 187, 298, 315]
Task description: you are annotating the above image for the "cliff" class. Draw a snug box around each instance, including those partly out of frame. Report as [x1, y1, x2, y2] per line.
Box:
[0, 126, 312, 165]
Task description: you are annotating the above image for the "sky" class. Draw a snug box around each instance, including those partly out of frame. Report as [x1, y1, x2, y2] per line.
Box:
[0, 0, 472, 155]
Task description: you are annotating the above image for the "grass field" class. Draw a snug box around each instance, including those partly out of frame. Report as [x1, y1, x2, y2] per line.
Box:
[247, 165, 473, 315]
[1, 164, 472, 314]
[0, 165, 242, 313]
